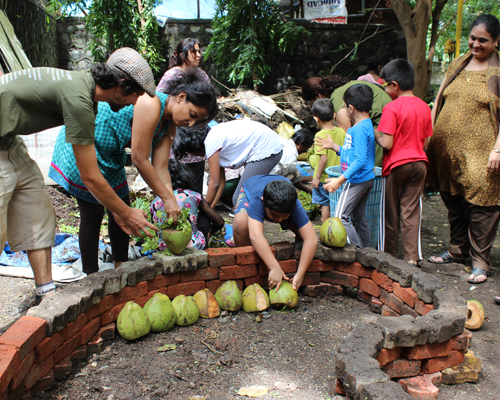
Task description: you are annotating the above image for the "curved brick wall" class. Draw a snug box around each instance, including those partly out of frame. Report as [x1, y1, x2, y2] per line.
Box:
[0, 243, 467, 399]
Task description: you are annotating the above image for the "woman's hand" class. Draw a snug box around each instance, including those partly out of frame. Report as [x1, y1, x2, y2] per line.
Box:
[162, 197, 182, 223]
[268, 268, 289, 291]
[314, 135, 334, 151]
[487, 150, 500, 174]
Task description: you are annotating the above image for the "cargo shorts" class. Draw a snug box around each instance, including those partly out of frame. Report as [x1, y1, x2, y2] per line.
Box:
[0, 136, 56, 252]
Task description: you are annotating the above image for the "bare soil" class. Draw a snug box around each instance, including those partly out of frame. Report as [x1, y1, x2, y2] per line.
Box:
[1, 188, 500, 399]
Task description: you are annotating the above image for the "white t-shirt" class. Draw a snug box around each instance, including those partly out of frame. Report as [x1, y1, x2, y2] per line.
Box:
[205, 120, 284, 169]
[270, 137, 298, 174]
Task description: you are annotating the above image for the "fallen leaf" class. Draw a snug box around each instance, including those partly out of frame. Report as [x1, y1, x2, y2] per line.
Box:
[157, 344, 177, 352]
[237, 385, 269, 397]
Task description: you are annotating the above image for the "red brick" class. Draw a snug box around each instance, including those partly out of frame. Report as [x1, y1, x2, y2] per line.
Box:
[99, 323, 116, 341]
[88, 295, 114, 320]
[180, 267, 219, 282]
[101, 303, 126, 326]
[35, 331, 64, 364]
[168, 281, 206, 298]
[321, 270, 359, 287]
[357, 289, 372, 304]
[205, 248, 236, 267]
[278, 260, 298, 274]
[383, 358, 421, 378]
[53, 356, 72, 381]
[79, 318, 101, 346]
[30, 370, 55, 395]
[70, 346, 87, 364]
[113, 281, 148, 304]
[64, 313, 88, 342]
[147, 273, 180, 291]
[219, 265, 258, 280]
[415, 298, 434, 315]
[335, 379, 346, 395]
[403, 341, 452, 360]
[451, 329, 472, 351]
[205, 279, 223, 294]
[380, 288, 404, 314]
[10, 351, 35, 390]
[0, 317, 46, 360]
[135, 295, 149, 308]
[376, 347, 402, 367]
[0, 345, 20, 393]
[359, 278, 381, 297]
[371, 270, 393, 292]
[244, 275, 268, 288]
[300, 282, 344, 297]
[233, 246, 260, 264]
[334, 261, 373, 278]
[370, 297, 383, 314]
[53, 333, 81, 365]
[393, 282, 418, 308]
[381, 305, 400, 316]
[399, 372, 441, 399]
[24, 353, 53, 391]
[87, 336, 104, 355]
[421, 350, 466, 374]
[272, 242, 294, 261]
[307, 260, 336, 272]
[298, 272, 321, 287]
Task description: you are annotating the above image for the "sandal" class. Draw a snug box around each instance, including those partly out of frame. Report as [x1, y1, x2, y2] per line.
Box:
[467, 267, 488, 284]
[494, 296, 500, 305]
[428, 251, 466, 264]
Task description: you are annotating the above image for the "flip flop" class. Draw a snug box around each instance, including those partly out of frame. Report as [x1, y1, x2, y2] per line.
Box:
[427, 251, 466, 264]
[494, 296, 500, 305]
[467, 267, 488, 284]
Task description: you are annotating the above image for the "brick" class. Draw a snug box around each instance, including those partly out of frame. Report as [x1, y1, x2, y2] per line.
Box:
[382, 305, 400, 317]
[335, 379, 346, 395]
[370, 297, 383, 314]
[376, 347, 402, 367]
[10, 351, 35, 390]
[297, 272, 320, 287]
[307, 260, 336, 272]
[321, 270, 359, 287]
[219, 265, 258, 280]
[88, 295, 114, 320]
[147, 273, 180, 292]
[380, 288, 404, 314]
[334, 261, 373, 278]
[101, 303, 126, 326]
[70, 346, 87, 364]
[34, 331, 64, 364]
[24, 353, 53, 390]
[87, 335, 104, 355]
[451, 329, 472, 351]
[357, 289, 372, 304]
[299, 282, 344, 297]
[278, 260, 297, 274]
[401, 304, 419, 318]
[113, 281, 148, 304]
[359, 278, 381, 297]
[53, 333, 82, 365]
[54, 356, 72, 381]
[99, 323, 116, 341]
[394, 282, 418, 308]
[415, 298, 434, 315]
[233, 246, 260, 264]
[205, 279, 223, 294]
[135, 295, 149, 308]
[30, 370, 55, 394]
[0, 317, 46, 360]
[244, 275, 268, 288]
[180, 267, 219, 282]
[441, 351, 481, 384]
[167, 281, 206, 298]
[271, 242, 294, 261]
[64, 313, 88, 342]
[0, 345, 21, 393]
[205, 248, 236, 267]
[371, 270, 394, 292]
[383, 358, 421, 378]
[421, 350, 466, 374]
[400, 372, 442, 400]
[403, 341, 452, 360]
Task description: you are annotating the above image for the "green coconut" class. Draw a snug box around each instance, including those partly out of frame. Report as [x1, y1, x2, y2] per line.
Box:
[269, 281, 299, 309]
[465, 300, 485, 330]
[319, 217, 347, 248]
[117, 301, 151, 340]
[172, 295, 200, 326]
[161, 225, 192, 255]
[143, 293, 176, 332]
[193, 288, 220, 318]
[215, 280, 243, 312]
[242, 284, 270, 312]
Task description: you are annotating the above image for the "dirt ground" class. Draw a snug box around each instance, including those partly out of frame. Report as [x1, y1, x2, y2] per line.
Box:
[1, 188, 500, 399]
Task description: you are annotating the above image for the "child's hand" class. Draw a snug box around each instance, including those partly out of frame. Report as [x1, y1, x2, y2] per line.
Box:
[311, 177, 320, 189]
[324, 177, 342, 193]
[314, 135, 334, 151]
[268, 268, 289, 291]
[291, 272, 304, 291]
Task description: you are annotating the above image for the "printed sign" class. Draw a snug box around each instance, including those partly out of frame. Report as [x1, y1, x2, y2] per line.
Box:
[304, 0, 348, 24]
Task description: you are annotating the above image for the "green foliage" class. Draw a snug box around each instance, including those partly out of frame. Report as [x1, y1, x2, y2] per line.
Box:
[208, 226, 229, 248]
[60, 223, 79, 235]
[45, 0, 164, 73]
[157, 208, 192, 236]
[207, 0, 309, 89]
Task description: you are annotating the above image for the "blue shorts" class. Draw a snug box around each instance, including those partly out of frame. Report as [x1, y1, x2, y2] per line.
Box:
[234, 187, 249, 215]
[312, 184, 330, 207]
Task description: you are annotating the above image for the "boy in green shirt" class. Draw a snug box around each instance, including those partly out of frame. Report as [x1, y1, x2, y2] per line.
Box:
[309, 99, 346, 221]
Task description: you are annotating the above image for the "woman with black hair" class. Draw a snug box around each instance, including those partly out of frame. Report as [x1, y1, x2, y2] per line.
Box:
[49, 70, 218, 275]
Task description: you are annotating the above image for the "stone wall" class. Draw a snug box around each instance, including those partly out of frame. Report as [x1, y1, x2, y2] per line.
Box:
[56, 17, 93, 71]
[0, 0, 58, 68]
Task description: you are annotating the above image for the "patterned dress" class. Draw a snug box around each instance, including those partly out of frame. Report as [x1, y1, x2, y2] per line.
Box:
[150, 190, 206, 250]
[49, 92, 170, 203]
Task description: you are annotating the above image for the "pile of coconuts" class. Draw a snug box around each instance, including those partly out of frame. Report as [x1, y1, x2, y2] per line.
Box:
[117, 280, 299, 341]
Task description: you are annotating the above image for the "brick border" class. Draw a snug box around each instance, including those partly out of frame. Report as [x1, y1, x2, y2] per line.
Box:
[0, 244, 467, 399]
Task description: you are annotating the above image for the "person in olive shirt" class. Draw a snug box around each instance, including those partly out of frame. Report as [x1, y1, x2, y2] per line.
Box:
[0, 47, 158, 301]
